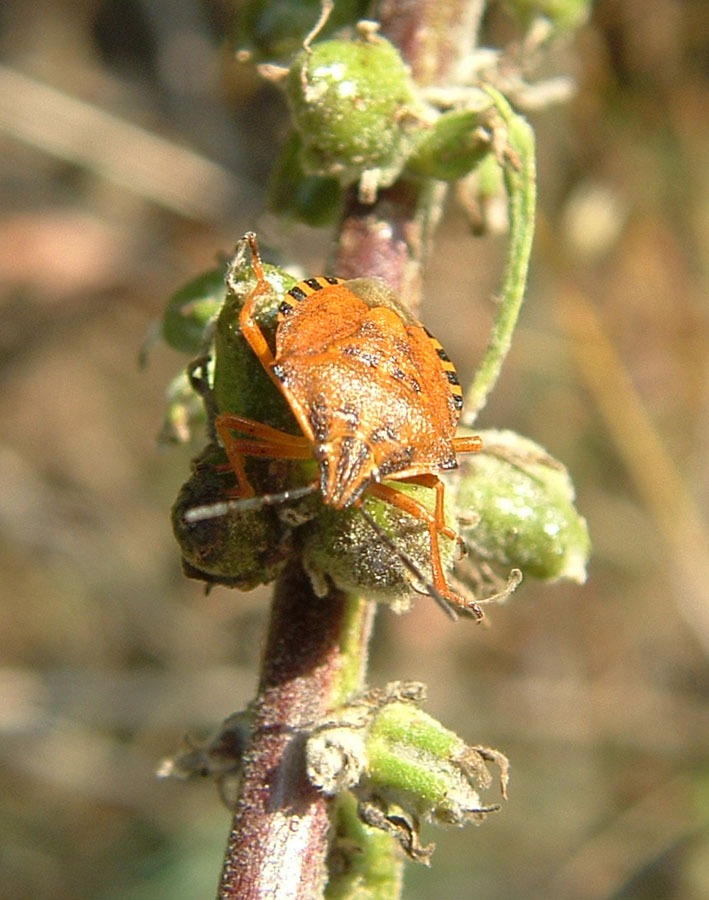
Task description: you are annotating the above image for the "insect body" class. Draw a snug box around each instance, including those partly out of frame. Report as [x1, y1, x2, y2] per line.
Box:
[215, 233, 482, 615]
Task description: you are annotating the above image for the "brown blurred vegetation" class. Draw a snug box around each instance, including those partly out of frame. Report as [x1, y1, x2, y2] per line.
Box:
[1, 1, 707, 898]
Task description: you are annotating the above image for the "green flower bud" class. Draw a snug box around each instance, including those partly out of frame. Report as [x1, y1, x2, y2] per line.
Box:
[450, 429, 591, 583]
[169, 244, 324, 586]
[302, 482, 457, 611]
[408, 109, 491, 181]
[212, 254, 299, 432]
[286, 32, 422, 195]
[306, 682, 508, 864]
[365, 701, 504, 827]
[165, 248, 308, 587]
[161, 268, 226, 354]
[171, 444, 298, 589]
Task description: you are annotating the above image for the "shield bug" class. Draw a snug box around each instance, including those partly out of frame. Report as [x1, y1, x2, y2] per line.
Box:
[201, 233, 483, 616]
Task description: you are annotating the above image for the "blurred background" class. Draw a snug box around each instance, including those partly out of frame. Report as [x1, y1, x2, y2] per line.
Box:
[1, 1, 707, 898]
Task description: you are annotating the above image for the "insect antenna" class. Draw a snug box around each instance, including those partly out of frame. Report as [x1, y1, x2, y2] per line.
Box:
[357, 504, 458, 622]
[184, 483, 318, 523]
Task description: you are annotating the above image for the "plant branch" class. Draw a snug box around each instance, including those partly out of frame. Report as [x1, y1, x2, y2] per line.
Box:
[217, 3, 489, 898]
[376, 0, 485, 85]
[462, 87, 537, 422]
[218, 564, 374, 899]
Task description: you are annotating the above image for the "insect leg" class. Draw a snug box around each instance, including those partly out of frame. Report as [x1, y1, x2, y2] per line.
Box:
[357, 503, 457, 621]
[401, 472, 468, 560]
[365, 480, 480, 616]
[227, 233, 280, 380]
[452, 434, 483, 455]
[216, 413, 311, 446]
[394, 473, 460, 540]
[215, 412, 311, 498]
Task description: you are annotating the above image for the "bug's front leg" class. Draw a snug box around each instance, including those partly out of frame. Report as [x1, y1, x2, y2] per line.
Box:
[365, 478, 480, 617]
[215, 412, 312, 498]
[228, 233, 283, 389]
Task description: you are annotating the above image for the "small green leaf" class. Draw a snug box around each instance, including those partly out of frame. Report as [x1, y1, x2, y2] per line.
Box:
[161, 268, 226, 354]
[463, 86, 537, 420]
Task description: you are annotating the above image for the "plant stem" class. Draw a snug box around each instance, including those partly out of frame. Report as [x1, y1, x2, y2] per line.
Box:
[218, 564, 374, 900]
[333, 178, 448, 316]
[376, 0, 485, 85]
[217, 3, 489, 897]
[462, 87, 537, 423]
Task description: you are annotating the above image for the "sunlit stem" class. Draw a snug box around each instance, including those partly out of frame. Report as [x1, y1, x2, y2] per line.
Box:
[462, 86, 537, 423]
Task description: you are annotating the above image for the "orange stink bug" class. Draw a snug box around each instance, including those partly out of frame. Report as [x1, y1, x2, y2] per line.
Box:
[201, 233, 482, 616]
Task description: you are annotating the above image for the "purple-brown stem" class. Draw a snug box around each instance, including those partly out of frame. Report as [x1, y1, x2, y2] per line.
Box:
[218, 563, 367, 900]
[376, 0, 484, 85]
[217, 2, 486, 897]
